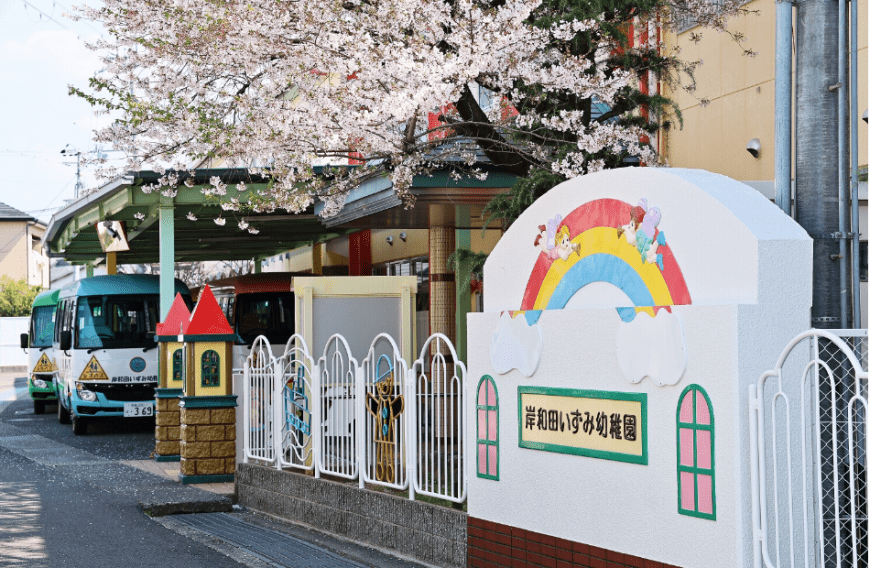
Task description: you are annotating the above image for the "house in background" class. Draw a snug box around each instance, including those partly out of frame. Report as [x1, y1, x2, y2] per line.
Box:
[0, 202, 49, 288]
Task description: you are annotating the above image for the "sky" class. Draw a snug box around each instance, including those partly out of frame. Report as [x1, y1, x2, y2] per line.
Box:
[0, 0, 117, 223]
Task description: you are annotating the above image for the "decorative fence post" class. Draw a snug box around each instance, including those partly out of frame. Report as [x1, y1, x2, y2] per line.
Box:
[178, 285, 238, 484]
[154, 293, 190, 462]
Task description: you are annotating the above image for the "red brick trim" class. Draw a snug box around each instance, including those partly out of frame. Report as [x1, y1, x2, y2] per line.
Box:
[467, 517, 681, 568]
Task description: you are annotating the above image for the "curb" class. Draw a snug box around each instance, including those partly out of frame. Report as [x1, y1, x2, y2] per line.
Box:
[140, 496, 234, 517]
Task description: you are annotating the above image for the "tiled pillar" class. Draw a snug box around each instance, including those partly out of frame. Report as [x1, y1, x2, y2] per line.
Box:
[179, 400, 237, 484]
[429, 205, 456, 346]
[429, 206, 457, 439]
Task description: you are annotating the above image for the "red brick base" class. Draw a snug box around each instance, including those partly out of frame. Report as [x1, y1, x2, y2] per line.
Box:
[467, 517, 681, 568]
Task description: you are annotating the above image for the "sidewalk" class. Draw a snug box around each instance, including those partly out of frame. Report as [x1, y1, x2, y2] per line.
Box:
[123, 458, 235, 497]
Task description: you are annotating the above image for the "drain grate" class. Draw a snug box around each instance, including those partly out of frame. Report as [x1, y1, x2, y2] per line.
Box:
[173, 513, 370, 568]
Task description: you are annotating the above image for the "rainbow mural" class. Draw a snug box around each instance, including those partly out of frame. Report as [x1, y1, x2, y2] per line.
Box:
[519, 198, 692, 325]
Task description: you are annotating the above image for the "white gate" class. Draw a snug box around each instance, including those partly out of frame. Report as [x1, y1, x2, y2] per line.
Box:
[317, 334, 358, 479]
[244, 336, 278, 464]
[242, 330, 469, 503]
[411, 333, 467, 503]
[277, 336, 315, 471]
[750, 329, 869, 568]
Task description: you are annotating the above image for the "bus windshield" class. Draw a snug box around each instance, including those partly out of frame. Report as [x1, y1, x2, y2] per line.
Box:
[30, 306, 56, 348]
[235, 292, 294, 346]
[76, 295, 159, 349]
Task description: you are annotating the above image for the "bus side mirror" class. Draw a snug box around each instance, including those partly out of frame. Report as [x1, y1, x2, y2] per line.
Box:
[60, 331, 72, 352]
[20, 333, 28, 349]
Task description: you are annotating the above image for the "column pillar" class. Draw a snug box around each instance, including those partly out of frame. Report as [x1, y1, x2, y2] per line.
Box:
[158, 195, 175, 319]
[429, 205, 457, 441]
[429, 205, 456, 346]
[349, 230, 371, 276]
[106, 252, 117, 275]
[86, 264, 94, 278]
[312, 243, 323, 275]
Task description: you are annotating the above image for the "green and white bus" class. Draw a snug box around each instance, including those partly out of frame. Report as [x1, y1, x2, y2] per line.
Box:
[53, 274, 192, 435]
[22, 289, 61, 414]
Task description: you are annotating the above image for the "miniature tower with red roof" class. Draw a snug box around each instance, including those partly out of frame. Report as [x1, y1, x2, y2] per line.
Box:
[178, 285, 238, 484]
[153, 292, 191, 462]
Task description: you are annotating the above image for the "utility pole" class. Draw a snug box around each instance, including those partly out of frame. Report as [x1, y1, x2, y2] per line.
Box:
[794, 0, 849, 329]
[60, 145, 84, 200]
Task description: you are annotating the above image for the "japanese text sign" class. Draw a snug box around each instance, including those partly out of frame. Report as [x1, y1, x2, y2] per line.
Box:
[518, 387, 648, 465]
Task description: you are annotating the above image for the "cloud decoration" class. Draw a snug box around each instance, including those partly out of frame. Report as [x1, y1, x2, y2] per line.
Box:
[615, 310, 687, 386]
[490, 312, 543, 377]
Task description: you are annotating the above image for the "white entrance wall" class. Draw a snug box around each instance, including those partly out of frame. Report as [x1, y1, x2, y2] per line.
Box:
[466, 168, 812, 568]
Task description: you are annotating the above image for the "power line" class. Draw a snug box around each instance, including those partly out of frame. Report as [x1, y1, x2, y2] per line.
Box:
[48, 0, 104, 37]
[20, 0, 74, 34]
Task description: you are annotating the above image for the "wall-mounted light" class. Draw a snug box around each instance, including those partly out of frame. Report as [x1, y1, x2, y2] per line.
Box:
[386, 235, 394, 246]
[746, 138, 761, 158]
[399, 232, 407, 242]
[863, 109, 868, 124]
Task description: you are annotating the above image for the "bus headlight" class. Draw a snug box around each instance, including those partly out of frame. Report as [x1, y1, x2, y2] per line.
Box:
[32, 379, 48, 389]
[76, 384, 97, 402]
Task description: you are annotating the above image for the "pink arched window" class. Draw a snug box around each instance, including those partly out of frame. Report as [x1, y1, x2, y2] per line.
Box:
[677, 384, 715, 520]
[476, 376, 499, 480]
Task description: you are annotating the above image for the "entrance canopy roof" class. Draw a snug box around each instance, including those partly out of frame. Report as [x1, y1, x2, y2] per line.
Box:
[44, 168, 348, 265]
[45, 166, 516, 266]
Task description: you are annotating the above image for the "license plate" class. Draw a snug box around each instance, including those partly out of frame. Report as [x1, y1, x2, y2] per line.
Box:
[123, 402, 153, 417]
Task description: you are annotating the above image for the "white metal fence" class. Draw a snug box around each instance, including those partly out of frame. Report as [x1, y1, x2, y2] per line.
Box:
[0, 317, 28, 368]
[242, 331, 468, 503]
[750, 329, 869, 568]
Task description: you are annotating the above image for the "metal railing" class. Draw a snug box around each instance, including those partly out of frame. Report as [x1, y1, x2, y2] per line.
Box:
[242, 331, 468, 503]
[750, 328, 869, 568]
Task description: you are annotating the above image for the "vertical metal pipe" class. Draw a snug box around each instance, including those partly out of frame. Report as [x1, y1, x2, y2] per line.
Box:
[775, 0, 794, 215]
[795, 0, 841, 330]
[849, 0, 862, 329]
[158, 195, 175, 320]
[837, 0, 850, 329]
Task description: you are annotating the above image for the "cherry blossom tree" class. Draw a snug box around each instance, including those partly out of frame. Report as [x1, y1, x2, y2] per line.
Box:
[70, 0, 752, 221]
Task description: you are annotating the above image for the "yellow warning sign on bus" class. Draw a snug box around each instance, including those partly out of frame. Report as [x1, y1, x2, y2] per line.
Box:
[79, 356, 109, 381]
[33, 353, 54, 373]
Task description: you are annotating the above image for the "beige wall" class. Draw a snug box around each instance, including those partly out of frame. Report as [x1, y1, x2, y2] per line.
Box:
[370, 229, 427, 264]
[0, 220, 48, 287]
[663, 5, 868, 326]
[663, 0, 867, 177]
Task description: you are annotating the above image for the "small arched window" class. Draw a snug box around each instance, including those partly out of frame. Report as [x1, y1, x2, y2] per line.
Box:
[201, 350, 220, 387]
[476, 375, 499, 480]
[172, 348, 183, 382]
[677, 384, 715, 520]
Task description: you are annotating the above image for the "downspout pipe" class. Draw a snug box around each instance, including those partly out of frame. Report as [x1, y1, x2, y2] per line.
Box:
[837, 0, 849, 328]
[850, 0, 861, 328]
[774, 0, 794, 215]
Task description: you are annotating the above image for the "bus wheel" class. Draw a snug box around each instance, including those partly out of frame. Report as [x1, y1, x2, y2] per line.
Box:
[71, 414, 88, 436]
[33, 400, 45, 415]
[58, 399, 71, 424]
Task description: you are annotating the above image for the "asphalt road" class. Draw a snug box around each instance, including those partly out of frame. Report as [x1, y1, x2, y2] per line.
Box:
[0, 372, 245, 568]
[4, 376, 157, 460]
[0, 373, 431, 568]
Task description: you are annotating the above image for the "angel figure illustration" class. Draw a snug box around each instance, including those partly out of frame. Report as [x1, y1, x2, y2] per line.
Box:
[365, 355, 404, 483]
[534, 214, 577, 261]
[616, 198, 666, 270]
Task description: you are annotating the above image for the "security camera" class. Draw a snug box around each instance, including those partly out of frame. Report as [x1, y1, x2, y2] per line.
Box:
[746, 138, 761, 158]
[863, 109, 868, 124]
